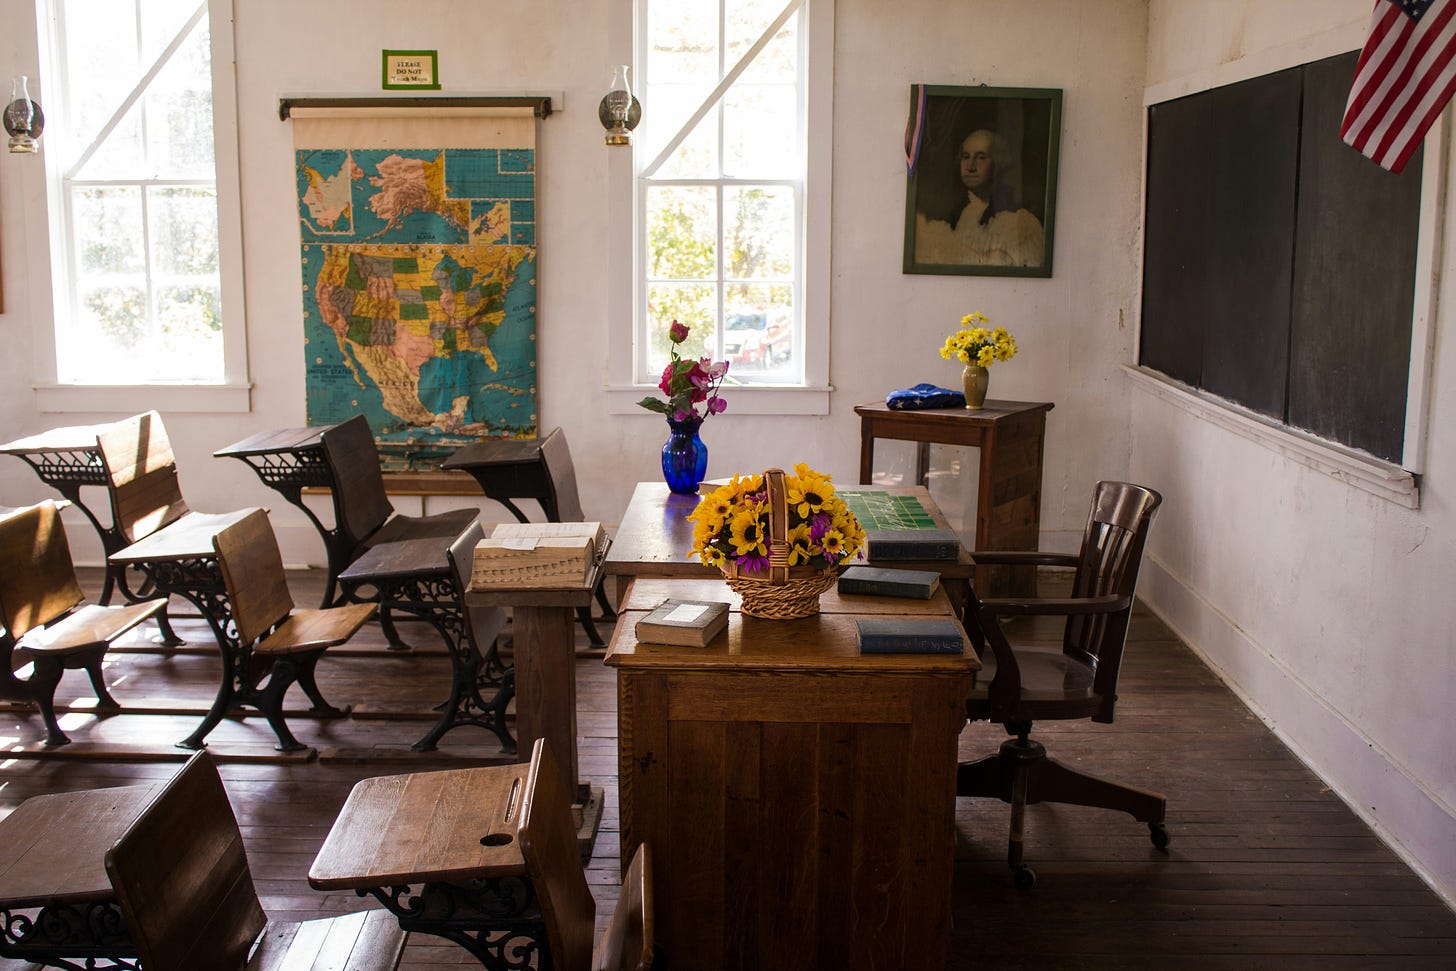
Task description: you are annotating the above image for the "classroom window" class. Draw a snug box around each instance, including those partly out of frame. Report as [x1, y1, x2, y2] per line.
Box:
[636, 0, 815, 388]
[44, 0, 241, 387]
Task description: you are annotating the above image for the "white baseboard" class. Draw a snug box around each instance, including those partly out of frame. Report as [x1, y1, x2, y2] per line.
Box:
[1139, 553, 1456, 910]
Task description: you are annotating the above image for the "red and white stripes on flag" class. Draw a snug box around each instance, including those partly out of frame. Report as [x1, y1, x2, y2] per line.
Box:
[1342, 0, 1456, 173]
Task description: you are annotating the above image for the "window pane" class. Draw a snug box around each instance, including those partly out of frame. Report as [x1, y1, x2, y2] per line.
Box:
[58, 0, 140, 143]
[142, 18, 215, 179]
[150, 187, 219, 275]
[727, 2, 799, 84]
[647, 283, 716, 374]
[724, 186, 794, 281]
[644, 85, 719, 178]
[139, 0, 202, 63]
[647, 186, 717, 280]
[157, 284, 223, 378]
[647, 0, 718, 84]
[73, 187, 144, 274]
[724, 284, 793, 377]
[724, 83, 799, 177]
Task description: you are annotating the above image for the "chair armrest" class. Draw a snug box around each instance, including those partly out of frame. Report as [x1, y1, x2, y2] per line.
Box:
[967, 551, 1080, 568]
[978, 594, 1129, 618]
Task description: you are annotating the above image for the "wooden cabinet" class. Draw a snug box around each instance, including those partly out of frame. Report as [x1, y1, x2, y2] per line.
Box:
[606, 578, 976, 970]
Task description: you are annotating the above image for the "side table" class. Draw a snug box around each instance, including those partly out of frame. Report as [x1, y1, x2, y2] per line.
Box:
[854, 399, 1053, 597]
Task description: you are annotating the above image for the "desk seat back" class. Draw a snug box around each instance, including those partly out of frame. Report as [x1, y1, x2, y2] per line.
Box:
[97, 411, 190, 544]
[0, 500, 84, 637]
[320, 415, 394, 552]
[519, 739, 596, 971]
[104, 751, 268, 971]
[214, 510, 294, 646]
[445, 520, 508, 656]
[540, 427, 586, 523]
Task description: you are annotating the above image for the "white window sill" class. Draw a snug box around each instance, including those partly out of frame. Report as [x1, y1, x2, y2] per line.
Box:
[34, 383, 254, 414]
[1122, 365, 1418, 508]
[604, 383, 831, 416]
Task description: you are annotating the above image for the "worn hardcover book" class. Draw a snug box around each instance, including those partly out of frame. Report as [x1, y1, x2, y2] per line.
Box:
[837, 566, 941, 599]
[865, 527, 964, 561]
[634, 599, 731, 647]
[855, 618, 965, 654]
[471, 521, 605, 588]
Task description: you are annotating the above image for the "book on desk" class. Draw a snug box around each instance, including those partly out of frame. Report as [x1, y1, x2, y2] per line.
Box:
[838, 565, 941, 599]
[634, 599, 730, 647]
[864, 528, 964, 561]
[856, 618, 965, 654]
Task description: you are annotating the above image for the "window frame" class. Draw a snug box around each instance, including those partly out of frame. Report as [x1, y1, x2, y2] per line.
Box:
[605, 0, 832, 416]
[31, 0, 249, 413]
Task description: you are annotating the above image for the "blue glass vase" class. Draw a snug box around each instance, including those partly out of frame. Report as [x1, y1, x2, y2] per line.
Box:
[662, 415, 708, 495]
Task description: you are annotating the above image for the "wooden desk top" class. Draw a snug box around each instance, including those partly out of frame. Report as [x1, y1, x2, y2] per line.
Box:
[853, 399, 1054, 425]
[604, 481, 974, 578]
[108, 508, 261, 563]
[0, 423, 109, 455]
[605, 577, 980, 676]
[338, 535, 450, 583]
[213, 425, 331, 458]
[441, 436, 545, 469]
[0, 783, 163, 908]
[308, 763, 530, 891]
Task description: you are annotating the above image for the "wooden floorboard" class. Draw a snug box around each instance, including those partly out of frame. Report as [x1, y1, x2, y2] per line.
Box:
[1, 568, 1452, 968]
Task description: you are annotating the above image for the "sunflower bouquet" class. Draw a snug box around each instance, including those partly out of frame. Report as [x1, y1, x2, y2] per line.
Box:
[688, 464, 865, 587]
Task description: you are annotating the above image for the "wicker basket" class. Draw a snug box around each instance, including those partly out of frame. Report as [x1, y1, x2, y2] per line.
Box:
[719, 468, 839, 619]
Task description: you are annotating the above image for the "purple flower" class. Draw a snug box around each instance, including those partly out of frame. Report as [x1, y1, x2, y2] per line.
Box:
[738, 551, 770, 574]
[672, 407, 693, 422]
[707, 395, 727, 415]
[809, 511, 831, 542]
[669, 320, 689, 343]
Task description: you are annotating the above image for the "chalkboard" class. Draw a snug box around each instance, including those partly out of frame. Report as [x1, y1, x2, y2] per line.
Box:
[1140, 51, 1420, 462]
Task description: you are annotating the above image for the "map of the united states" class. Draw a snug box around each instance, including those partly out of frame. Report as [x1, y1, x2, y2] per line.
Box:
[297, 147, 538, 460]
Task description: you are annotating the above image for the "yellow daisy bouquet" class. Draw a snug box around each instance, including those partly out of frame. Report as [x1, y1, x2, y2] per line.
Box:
[688, 464, 865, 575]
[939, 312, 1018, 368]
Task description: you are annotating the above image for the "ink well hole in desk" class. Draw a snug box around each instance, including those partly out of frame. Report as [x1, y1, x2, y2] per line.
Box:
[480, 833, 513, 847]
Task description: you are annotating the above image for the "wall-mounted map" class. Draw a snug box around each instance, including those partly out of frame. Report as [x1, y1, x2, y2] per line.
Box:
[293, 112, 539, 466]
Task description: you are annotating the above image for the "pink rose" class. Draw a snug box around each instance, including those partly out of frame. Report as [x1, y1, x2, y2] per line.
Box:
[669, 320, 690, 343]
[658, 362, 675, 395]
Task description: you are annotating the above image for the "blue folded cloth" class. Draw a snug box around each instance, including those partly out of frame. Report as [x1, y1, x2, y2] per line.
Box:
[885, 383, 966, 410]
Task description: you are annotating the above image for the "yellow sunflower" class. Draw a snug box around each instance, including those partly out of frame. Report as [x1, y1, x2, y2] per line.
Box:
[784, 523, 815, 566]
[729, 507, 768, 557]
[788, 465, 834, 518]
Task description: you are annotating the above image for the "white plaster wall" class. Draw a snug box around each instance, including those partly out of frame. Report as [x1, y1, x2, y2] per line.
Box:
[1136, 0, 1456, 904]
[1, 0, 1148, 569]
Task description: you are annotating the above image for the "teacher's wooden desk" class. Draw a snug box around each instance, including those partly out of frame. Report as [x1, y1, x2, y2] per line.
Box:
[607, 576, 977, 970]
[854, 399, 1053, 598]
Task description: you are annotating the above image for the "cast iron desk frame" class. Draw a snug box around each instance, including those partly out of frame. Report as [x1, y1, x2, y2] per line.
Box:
[108, 508, 345, 753]
[0, 784, 164, 970]
[338, 536, 516, 753]
[854, 399, 1054, 598]
[308, 764, 547, 968]
[0, 425, 180, 643]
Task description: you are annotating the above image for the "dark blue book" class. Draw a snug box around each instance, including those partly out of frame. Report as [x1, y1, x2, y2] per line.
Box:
[838, 566, 941, 599]
[865, 528, 963, 561]
[856, 618, 965, 654]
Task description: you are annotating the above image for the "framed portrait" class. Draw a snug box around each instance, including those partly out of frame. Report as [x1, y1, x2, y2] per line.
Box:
[903, 84, 1062, 277]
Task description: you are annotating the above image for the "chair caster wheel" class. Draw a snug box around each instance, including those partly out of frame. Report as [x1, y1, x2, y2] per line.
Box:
[1149, 822, 1170, 850]
[1013, 866, 1036, 890]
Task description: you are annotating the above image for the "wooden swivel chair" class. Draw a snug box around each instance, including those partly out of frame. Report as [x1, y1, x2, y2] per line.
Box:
[441, 426, 616, 646]
[957, 481, 1167, 888]
[105, 751, 406, 971]
[318, 415, 479, 649]
[0, 501, 166, 746]
[518, 738, 656, 971]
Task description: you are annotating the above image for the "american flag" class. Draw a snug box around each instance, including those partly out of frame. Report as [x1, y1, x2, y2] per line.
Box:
[1341, 0, 1456, 173]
